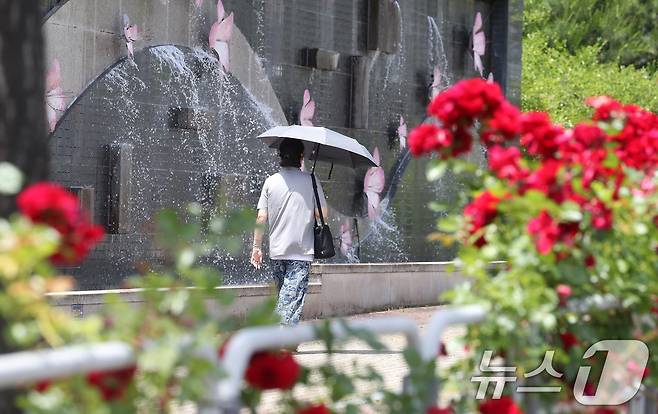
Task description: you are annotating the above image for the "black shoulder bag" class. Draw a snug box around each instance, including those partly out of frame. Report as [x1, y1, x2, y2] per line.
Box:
[311, 174, 335, 259]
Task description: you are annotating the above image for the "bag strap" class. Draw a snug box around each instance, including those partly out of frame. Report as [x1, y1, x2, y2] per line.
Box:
[311, 173, 326, 226]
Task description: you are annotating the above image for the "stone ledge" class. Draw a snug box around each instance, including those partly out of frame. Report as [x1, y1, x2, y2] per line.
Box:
[48, 262, 466, 319]
[48, 282, 323, 306]
[311, 261, 457, 275]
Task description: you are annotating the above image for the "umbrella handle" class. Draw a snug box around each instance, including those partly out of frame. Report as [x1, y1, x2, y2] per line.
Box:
[311, 143, 320, 174]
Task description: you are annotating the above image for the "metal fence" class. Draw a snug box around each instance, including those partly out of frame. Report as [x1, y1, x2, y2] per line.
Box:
[0, 303, 653, 413]
[0, 305, 485, 413]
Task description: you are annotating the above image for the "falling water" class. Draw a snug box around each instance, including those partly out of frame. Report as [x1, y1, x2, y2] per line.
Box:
[380, 0, 406, 98]
[344, 13, 463, 263]
[96, 45, 280, 284]
[427, 16, 452, 90]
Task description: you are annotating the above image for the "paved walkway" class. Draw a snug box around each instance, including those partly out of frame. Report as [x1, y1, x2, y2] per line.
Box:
[252, 306, 468, 413]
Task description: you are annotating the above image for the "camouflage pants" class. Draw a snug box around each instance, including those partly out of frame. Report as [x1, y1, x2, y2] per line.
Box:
[272, 259, 311, 326]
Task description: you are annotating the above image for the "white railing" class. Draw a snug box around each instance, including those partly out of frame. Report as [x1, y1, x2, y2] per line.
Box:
[0, 305, 485, 412]
[204, 315, 422, 413]
[1, 303, 650, 413]
[0, 342, 134, 389]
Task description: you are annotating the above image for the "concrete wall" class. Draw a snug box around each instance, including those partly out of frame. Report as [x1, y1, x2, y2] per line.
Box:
[49, 262, 464, 319]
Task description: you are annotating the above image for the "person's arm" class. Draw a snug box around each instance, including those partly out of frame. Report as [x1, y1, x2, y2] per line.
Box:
[250, 208, 267, 269]
[315, 206, 329, 220]
[251, 208, 267, 269]
[313, 176, 329, 220]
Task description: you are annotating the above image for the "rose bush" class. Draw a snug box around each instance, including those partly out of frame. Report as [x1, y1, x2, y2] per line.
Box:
[410, 78, 658, 411]
[6, 77, 657, 412]
[0, 173, 420, 414]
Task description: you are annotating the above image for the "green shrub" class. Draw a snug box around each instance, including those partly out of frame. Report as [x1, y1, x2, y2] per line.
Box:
[521, 33, 658, 126]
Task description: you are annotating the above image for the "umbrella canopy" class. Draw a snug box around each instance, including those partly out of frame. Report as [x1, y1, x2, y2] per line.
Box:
[257, 125, 378, 169]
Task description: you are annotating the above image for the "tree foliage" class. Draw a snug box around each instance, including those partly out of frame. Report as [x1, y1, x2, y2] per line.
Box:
[524, 0, 658, 71]
[521, 33, 658, 126]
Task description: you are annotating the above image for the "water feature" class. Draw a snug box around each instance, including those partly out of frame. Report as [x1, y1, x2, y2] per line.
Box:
[335, 12, 460, 264]
[44, 0, 520, 289]
[428, 16, 452, 91]
[51, 45, 280, 287]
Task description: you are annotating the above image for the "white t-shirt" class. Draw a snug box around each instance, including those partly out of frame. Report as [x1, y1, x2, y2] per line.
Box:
[257, 167, 327, 261]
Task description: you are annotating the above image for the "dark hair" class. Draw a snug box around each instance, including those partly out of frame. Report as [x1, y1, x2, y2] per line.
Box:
[278, 138, 304, 168]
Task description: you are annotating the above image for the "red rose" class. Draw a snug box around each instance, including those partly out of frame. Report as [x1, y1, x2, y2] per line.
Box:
[297, 404, 331, 414]
[527, 210, 559, 254]
[408, 124, 453, 157]
[86, 365, 137, 401]
[585, 96, 623, 122]
[556, 221, 580, 249]
[427, 406, 454, 414]
[464, 191, 500, 247]
[478, 396, 523, 414]
[556, 284, 572, 306]
[519, 112, 563, 159]
[17, 183, 79, 233]
[553, 181, 587, 206]
[51, 221, 105, 265]
[488, 146, 527, 182]
[560, 332, 579, 351]
[585, 199, 612, 230]
[17, 182, 104, 265]
[482, 101, 521, 145]
[245, 351, 300, 390]
[429, 78, 504, 127]
[522, 159, 561, 198]
[527, 210, 581, 255]
[570, 124, 606, 150]
[448, 126, 473, 157]
[585, 255, 596, 268]
[34, 380, 52, 393]
[613, 106, 658, 172]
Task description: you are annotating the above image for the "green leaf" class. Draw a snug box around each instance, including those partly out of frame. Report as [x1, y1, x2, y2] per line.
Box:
[437, 216, 460, 233]
[315, 320, 335, 354]
[140, 343, 179, 375]
[345, 404, 360, 414]
[330, 373, 355, 401]
[428, 202, 448, 212]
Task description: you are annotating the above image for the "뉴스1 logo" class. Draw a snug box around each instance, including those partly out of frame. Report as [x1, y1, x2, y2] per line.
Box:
[472, 340, 649, 405]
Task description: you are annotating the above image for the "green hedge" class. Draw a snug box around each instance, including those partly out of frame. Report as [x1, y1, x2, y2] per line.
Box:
[521, 33, 658, 126]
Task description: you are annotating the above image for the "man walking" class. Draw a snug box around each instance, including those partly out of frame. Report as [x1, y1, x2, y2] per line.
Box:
[250, 138, 328, 325]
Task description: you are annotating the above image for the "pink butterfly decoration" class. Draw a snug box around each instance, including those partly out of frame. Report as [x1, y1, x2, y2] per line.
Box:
[472, 12, 486, 77]
[45, 59, 67, 132]
[397, 116, 407, 150]
[430, 66, 442, 100]
[208, 0, 234, 73]
[340, 220, 353, 256]
[487, 72, 494, 83]
[364, 147, 385, 220]
[123, 15, 141, 59]
[299, 89, 316, 126]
